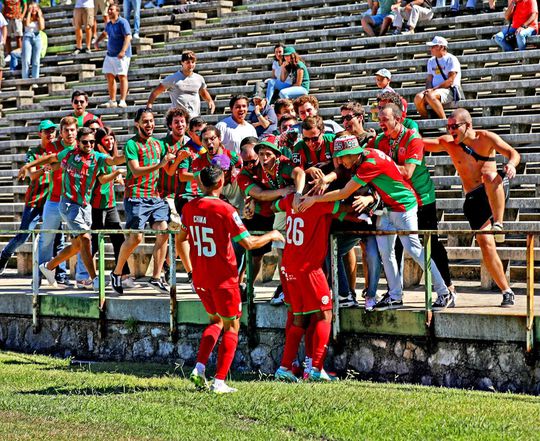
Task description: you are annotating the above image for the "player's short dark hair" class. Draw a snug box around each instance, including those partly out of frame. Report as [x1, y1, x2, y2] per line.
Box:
[377, 91, 403, 111]
[229, 95, 249, 110]
[77, 127, 95, 141]
[71, 90, 89, 102]
[199, 165, 223, 188]
[165, 106, 190, 129]
[181, 51, 197, 62]
[340, 101, 365, 119]
[301, 115, 324, 133]
[278, 113, 297, 128]
[201, 125, 221, 139]
[83, 118, 101, 128]
[134, 107, 153, 123]
[189, 116, 206, 131]
[274, 98, 294, 116]
[240, 136, 258, 148]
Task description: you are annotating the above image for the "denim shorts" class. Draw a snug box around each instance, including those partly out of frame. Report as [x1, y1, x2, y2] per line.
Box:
[371, 12, 394, 26]
[59, 197, 92, 233]
[124, 197, 170, 230]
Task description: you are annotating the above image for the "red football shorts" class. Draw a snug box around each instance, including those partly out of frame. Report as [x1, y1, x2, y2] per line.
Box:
[195, 285, 243, 320]
[282, 267, 333, 315]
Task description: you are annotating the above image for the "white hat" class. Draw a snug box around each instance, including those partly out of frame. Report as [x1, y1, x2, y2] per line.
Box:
[426, 36, 448, 47]
[375, 68, 392, 79]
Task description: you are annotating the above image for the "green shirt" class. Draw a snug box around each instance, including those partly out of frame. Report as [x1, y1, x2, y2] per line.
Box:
[124, 136, 166, 199]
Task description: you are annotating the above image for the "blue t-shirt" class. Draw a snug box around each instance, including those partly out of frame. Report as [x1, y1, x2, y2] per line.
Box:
[105, 17, 132, 58]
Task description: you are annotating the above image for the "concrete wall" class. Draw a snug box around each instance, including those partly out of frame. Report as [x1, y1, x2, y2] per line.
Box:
[1, 315, 539, 394]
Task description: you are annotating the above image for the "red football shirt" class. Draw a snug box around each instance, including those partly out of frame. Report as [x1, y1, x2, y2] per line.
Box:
[181, 196, 250, 289]
[275, 193, 340, 271]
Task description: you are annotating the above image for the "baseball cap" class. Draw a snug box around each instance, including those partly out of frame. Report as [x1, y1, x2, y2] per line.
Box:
[333, 135, 365, 158]
[210, 154, 231, 171]
[283, 46, 296, 56]
[375, 68, 392, 79]
[38, 120, 57, 131]
[426, 36, 448, 47]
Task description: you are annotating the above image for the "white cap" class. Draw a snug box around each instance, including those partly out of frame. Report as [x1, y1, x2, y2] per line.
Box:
[426, 36, 449, 47]
[375, 68, 392, 79]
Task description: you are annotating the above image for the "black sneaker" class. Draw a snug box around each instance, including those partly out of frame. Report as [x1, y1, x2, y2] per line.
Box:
[338, 293, 359, 308]
[187, 271, 192, 283]
[432, 290, 456, 310]
[0, 255, 9, 275]
[501, 291, 515, 307]
[374, 293, 403, 311]
[56, 277, 74, 288]
[148, 277, 169, 294]
[110, 272, 123, 295]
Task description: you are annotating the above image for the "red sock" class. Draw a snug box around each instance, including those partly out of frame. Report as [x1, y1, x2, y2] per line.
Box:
[304, 315, 317, 359]
[285, 310, 294, 334]
[312, 320, 331, 371]
[215, 330, 239, 380]
[196, 323, 222, 366]
[280, 324, 305, 370]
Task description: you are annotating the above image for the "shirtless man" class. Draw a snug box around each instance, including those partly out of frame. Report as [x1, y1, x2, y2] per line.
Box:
[424, 108, 520, 307]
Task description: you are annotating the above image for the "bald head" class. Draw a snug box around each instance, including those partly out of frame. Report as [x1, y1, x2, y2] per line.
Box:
[451, 108, 472, 124]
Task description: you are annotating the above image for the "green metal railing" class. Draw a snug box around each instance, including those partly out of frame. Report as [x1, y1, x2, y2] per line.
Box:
[2, 228, 538, 352]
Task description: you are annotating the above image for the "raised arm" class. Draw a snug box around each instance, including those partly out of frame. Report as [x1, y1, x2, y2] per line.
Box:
[146, 84, 167, 110]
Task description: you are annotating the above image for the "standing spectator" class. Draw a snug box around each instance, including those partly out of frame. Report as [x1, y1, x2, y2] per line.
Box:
[95, 2, 132, 108]
[494, 0, 538, 51]
[293, 95, 343, 134]
[92, 0, 110, 45]
[392, 0, 433, 35]
[377, 91, 419, 132]
[361, 0, 395, 36]
[21, 2, 44, 80]
[414, 36, 462, 120]
[265, 43, 285, 102]
[71, 90, 103, 127]
[278, 46, 310, 100]
[2, 0, 26, 55]
[215, 95, 257, 154]
[0, 12, 7, 89]
[374, 68, 394, 94]
[146, 51, 215, 117]
[73, 0, 94, 54]
[247, 94, 277, 137]
[123, 0, 141, 39]
[340, 101, 376, 146]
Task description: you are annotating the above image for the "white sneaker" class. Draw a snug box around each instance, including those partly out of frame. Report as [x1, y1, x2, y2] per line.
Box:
[133, 33, 140, 40]
[118, 100, 127, 108]
[102, 100, 118, 108]
[122, 276, 137, 289]
[189, 368, 209, 390]
[39, 263, 57, 286]
[365, 296, 377, 312]
[210, 381, 237, 394]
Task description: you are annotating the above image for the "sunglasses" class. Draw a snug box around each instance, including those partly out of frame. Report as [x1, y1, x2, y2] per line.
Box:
[303, 134, 321, 143]
[243, 159, 258, 167]
[342, 114, 359, 122]
[447, 122, 467, 131]
[80, 139, 95, 145]
[73, 100, 86, 105]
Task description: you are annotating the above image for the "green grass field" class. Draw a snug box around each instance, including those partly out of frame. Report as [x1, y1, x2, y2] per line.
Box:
[0, 351, 539, 441]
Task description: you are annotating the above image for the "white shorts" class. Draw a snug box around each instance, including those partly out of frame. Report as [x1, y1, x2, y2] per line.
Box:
[102, 55, 130, 76]
[435, 88, 455, 106]
[271, 211, 286, 250]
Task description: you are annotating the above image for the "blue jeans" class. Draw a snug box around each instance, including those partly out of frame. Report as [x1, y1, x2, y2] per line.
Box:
[494, 26, 536, 52]
[22, 31, 42, 79]
[375, 207, 449, 299]
[0, 205, 43, 259]
[450, 0, 475, 10]
[265, 79, 290, 101]
[38, 200, 68, 279]
[124, 0, 141, 34]
[279, 85, 309, 100]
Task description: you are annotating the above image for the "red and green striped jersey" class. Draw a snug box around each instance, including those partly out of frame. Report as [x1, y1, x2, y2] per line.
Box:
[24, 144, 52, 208]
[177, 144, 207, 198]
[74, 111, 103, 129]
[292, 133, 335, 169]
[157, 134, 187, 198]
[91, 164, 116, 209]
[57, 147, 110, 207]
[124, 136, 166, 199]
[192, 148, 241, 176]
[370, 129, 435, 206]
[352, 148, 418, 212]
[49, 139, 75, 203]
[237, 157, 295, 217]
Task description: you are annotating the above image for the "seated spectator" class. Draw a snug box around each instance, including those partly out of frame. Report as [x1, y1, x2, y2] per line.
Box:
[215, 95, 257, 154]
[374, 68, 394, 94]
[414, 36, 462, 119]
[448, 0, 497, 15]
[277, 46, 310, 100]
[247, 93, 277, 137]
[361, 0, 395, 36]
[21, 2, 44, 80]
[265, 43, 286, 102]
[494, 0, 538, 51]
[293, 95, 343, 133]
[392, 0, 433, 34]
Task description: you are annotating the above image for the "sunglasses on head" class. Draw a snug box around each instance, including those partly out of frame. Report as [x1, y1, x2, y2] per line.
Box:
[80, 139, 95, 145]
[447, 122, 467, 131]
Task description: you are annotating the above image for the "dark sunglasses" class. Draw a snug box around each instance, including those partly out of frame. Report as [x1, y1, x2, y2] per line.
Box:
[73, 100, 86, 105]
[342, 114, 359, 122]
[80, 139, 95, 145]
[447, 122, 467, 131]
[303, 135, 321, 143]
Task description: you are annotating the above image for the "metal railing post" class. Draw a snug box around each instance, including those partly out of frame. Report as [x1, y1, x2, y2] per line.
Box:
[169, 233, 178, 343]
[98, 232, 107, 338]
[526, 234, 535, 352]
[330, 234, 340, 341]
[32, 232, 41, 333]
[423, 232, 433, 329]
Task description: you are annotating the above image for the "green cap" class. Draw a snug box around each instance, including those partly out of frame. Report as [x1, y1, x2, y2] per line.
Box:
[254, 139, 281, 157]
[333, 135, 365, 158]
[283, 46, 296, 56]
[38, 120, 57, 131]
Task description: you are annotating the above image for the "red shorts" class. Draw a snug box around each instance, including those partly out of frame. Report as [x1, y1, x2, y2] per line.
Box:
[195, 285, 243, 320]
[282, 267, 333, 315]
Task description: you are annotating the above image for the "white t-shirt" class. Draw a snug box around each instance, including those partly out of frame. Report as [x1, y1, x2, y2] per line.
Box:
[427, 53, 461, 88]
[216, 116, 257, 154]
[75, 0, 94, 8]
[0, 13, 8, 29]
[161, 70, 207, 117]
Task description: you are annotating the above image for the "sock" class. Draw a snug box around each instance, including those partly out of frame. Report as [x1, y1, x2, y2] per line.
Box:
[304, 315, 317, 360]
[312, 320, 331, 371]
[195, 362, 205, 374]
[196, 323, 222, 366]
[215, 331, 238, 380]
[280, 324, 305, 370]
